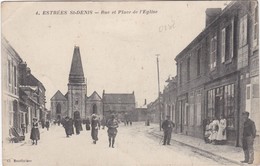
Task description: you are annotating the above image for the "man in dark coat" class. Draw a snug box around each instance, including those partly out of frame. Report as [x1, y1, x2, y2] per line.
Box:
[63, 117, 71, 137]
[74, 118, 82, 135]
[85, 117, 91, 131]
[241, 112, 256, 164]
[69, 118, 74, 135]
[106, 114, 119, 148]
[162, 115, 175, 145]
[45, 120, 50, 131]
[91, 114, 100, 144]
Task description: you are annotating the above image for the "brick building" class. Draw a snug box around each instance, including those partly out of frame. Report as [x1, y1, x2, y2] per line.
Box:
[174, 1, 259, 146]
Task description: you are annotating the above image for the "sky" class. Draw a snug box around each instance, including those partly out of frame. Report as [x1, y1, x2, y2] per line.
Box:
[2, 1, 229, 109]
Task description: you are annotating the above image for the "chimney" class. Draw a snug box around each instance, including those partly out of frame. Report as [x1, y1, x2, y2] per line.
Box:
[205, 8, 222, 27]
[144, 99, 147, 105]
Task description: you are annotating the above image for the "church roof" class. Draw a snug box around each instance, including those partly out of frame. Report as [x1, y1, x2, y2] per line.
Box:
[103, 93, 135, 104]
[88, 91, 102, 101]
[69, 46, 85, 83]
[50, 90, 67, 101]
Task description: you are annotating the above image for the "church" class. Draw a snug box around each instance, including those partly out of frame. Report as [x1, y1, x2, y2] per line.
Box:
[50, 46, 136, 121]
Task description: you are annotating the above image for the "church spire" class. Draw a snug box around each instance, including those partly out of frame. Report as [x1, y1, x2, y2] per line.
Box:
[69, 46, 85, 83]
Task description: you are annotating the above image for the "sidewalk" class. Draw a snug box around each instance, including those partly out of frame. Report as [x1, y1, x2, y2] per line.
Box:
[147, 123, 260, 166]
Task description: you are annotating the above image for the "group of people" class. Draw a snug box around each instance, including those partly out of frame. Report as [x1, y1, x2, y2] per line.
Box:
[204, 115, 227, 145]
[62, 113, 119, 148]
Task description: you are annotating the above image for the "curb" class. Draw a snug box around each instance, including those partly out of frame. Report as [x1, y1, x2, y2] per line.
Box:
[149, 131, 243, 166]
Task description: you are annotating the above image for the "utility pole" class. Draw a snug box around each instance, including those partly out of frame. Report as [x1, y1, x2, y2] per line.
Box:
[156, 54, 161, 131]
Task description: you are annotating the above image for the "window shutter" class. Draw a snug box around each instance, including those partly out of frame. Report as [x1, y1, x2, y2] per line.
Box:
[221, 28, 226, 63]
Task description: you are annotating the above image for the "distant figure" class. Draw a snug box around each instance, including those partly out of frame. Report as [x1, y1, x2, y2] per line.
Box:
[45, 120, 50, 131]
[21, 123, 26, 136]
[216, 115, 227, 145]
[74, 118, 82, 135]
[63, 116, 71, 137]
[241, 112, 256, 164]
[30, 117, 40, 145]
[85, 117, 91, 131]
[69, 118, 74, 135]
[161, 115, 175, 145]
[101, 118, 106, 129]
[130, 120, 132, 126]
[106, 114, 119, 148]
[41, 118, 45, 129]
[91, 114, 100, 144]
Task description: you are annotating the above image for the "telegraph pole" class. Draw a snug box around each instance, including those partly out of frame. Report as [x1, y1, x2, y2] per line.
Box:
[156, 54, 161, 131]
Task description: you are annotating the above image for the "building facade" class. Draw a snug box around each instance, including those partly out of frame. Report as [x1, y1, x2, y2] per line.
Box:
[2, 37, 22, 140]
[174, 1, 259, 146]
[2, 37, 47, 142]
[162, 76, 177, 124]
[102, 91, 136, 120]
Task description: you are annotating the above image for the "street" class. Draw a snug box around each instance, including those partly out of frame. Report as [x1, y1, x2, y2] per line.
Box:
[3, 122, 238, 166]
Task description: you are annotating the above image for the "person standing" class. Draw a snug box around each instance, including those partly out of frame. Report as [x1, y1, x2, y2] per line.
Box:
[85, 117, 91, 131]
[63, 117, 71, 137]
[74, 117, 82, 135]
[106, 114, 119, 148]
[162, 115, 175, 145]
[216, 115, 227, 145]
[91, 114, 100, 144]
[45, 120, 50, 131]
[101, 117, 106, 129]
[241, 112, 256, 164]
[30, 117, 40, 145]
[209, 117, 219, 145]
[69, 118, 74, 136]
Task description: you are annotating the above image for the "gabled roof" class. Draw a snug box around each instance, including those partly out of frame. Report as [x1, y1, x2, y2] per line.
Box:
[88, 91, 101, 101]
[103, 93, 135, 104]
[69, 46, 85, 83]
[50, 90, 67, 101]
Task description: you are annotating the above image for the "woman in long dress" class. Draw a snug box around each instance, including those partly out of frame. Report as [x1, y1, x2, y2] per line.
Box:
[216, 115, 227, 145]
[209, 117, 219, 145]
[30, 117, 40, 145]
[91, 114, 100, 144]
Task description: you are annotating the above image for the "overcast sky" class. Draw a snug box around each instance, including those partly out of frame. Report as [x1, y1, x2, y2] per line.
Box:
[2, 1, 229, 108]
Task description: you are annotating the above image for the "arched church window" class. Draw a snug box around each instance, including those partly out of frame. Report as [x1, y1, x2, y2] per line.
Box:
[56, 103, 61, 114]
[93, 104, 97, 114]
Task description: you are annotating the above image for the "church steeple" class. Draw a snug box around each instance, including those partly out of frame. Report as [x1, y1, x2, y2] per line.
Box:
[69, 46, 85, 83]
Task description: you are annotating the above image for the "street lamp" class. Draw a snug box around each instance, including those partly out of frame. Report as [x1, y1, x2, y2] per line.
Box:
[156, 54, 162, 131]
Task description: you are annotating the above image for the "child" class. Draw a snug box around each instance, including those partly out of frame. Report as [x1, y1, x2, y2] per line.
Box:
[204, 119, 211, 143]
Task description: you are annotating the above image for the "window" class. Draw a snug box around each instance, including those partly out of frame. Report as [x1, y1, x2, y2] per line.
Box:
[253, 5, 259, 47]
[14, 65, 17, 87]
[207, 89, 215, 118]
[239, 15, 248, 48]
[179, 62, 182, 85]
[210, 35, 217, 70]
[221, 21, 234, 63]
[197, 48, 201, 76]
[8, 60, 11, 84]
[224, 84, 235, 128]
[187, 56, 190, 81]
[221, 28, 226, 63]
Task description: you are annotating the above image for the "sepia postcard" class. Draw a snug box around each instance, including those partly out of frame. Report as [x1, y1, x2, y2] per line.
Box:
[1, 1, 260, 166]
